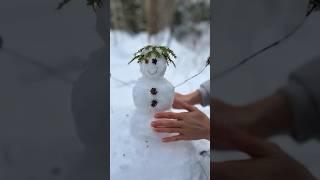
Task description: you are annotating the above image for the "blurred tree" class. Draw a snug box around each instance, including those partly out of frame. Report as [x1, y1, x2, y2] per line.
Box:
[145, 0, 177, 35]
[110, 0, 210, 40]
[110, 0, 146, 33]
[172, 0, 210, 41]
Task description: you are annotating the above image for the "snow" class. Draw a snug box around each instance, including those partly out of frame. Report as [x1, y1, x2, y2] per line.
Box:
[110, 29, 210, 180]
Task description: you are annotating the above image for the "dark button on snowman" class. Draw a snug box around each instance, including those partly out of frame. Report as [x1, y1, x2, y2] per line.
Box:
[129, 45, 176, 141]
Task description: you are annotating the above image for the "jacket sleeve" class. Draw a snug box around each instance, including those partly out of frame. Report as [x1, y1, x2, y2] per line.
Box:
[198, 80, 211, 107]
[282, 57, 320, 142]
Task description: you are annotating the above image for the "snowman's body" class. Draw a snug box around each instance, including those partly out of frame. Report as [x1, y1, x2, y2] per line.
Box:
[131, 75, 174, 140]
[133, 77, 174, 114]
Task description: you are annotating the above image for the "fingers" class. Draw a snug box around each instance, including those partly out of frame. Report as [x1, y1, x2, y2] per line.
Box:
[174, 92, 183, 97]
[173, 99, 197, 112]
[154, 112, 182, 120]
[153, 127, 182, 133]
[151, 119, 182, 128]
[162, 134, 185, 142]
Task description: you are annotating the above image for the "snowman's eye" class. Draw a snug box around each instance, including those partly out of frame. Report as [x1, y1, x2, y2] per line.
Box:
[152, 59, 157, 65]
[145, 59, 149, 64]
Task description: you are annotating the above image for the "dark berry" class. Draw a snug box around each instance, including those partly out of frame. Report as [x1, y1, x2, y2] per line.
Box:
[152, 58, 157, 65]
[145, 59, 149, 64]
[151, 100, 158, 107]
[150, 88, 157, 95]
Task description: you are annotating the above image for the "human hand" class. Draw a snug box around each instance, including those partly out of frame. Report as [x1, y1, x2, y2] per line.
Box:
[213, 124, 316, 180]
[213, 91, 293, 139]
[151, 99, 210, 142]
[213, 99, 259, 137]
[174, 90, 202, 105]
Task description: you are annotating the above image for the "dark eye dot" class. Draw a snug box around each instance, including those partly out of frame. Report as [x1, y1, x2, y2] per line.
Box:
[150, 88, 157, 95]
[152, 59, 157, 65]
[151, 100, 158, 107]
[145, 59, 149, 64]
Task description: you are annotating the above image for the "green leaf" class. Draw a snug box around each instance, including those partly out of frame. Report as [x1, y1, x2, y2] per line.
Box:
[129, 45, 177, 67]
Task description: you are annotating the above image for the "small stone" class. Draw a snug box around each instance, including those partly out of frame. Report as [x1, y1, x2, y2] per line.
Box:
[151, 100, 158, 107]
[123, 153, 126, 157]
[150, 88, 157, 95]
[200, 151, 209, 156]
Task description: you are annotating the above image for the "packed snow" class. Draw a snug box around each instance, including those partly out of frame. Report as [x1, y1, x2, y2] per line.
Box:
[110, 30, 210, 180]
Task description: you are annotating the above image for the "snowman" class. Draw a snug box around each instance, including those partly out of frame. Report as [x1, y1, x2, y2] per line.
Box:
[129, 45, 176, 142]
[111, 45, 209, 180]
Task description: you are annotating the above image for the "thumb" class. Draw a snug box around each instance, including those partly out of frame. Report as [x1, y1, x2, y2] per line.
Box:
[173, 99, 196, 112]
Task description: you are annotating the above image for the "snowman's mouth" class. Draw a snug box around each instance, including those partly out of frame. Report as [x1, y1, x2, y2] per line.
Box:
[147, 68, 158, 75]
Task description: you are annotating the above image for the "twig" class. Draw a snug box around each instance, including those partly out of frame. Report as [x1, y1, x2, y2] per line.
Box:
[110, 73, 136, 86]
[174, 64, 208, 88]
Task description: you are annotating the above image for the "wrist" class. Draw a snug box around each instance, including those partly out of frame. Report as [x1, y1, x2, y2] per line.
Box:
[188, 90, 202, 105]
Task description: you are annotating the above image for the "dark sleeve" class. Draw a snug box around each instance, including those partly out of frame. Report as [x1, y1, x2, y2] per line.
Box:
[282, 57, 320, 142]
[71, 50, 107, 148]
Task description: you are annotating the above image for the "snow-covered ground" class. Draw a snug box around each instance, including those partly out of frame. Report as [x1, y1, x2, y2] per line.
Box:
[110, 29, 210, 179]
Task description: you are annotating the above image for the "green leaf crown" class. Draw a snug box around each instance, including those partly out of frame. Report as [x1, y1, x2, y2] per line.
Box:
[129, 45, 177, 67]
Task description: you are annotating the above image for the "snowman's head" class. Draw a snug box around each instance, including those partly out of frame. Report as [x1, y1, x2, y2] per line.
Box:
[139, 55, 167, 78]
[129, 45, 176, 79]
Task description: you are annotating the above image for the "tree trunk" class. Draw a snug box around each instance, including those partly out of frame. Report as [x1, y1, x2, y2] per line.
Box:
[145, 0, 176, 36]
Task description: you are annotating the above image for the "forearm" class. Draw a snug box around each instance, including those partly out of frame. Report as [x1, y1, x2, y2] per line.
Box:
[244, 90, 293, 138]
[188, 90, 203, 105]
